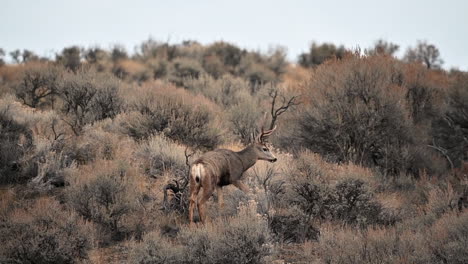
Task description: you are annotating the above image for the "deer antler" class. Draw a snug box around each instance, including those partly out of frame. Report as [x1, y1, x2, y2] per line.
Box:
[257, 126, 277, 143]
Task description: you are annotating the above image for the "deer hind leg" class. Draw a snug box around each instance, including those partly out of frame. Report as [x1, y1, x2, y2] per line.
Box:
[189, 184, 201, 226]
[197, 186, 214, 224]
[189, 166, 202, 226]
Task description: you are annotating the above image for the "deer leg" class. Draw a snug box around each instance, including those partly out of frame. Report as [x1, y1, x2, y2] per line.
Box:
[217, 186, 224, 209]
[233, 181, 250, 193]
[197, 187, 214, 224]
[189, 184, 201, 227]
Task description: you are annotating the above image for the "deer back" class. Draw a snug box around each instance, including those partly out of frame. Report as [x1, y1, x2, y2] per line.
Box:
[193, 149, 246, 187]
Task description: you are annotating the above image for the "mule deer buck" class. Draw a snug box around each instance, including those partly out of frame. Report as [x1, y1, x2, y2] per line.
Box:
[189, 126, 277, 226]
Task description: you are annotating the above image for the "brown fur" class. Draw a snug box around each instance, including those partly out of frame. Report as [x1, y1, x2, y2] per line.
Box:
[189, 139, 277, 226]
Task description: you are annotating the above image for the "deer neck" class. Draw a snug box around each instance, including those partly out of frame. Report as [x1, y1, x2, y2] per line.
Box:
[236, 145, 258, 172]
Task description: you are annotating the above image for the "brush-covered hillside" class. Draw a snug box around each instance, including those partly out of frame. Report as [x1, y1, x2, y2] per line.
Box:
[0, 40, 467, 264]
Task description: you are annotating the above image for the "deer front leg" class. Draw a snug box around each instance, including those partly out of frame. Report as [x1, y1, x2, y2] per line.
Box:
[233, 181, 250, 193]
[217, 186, 224, 209]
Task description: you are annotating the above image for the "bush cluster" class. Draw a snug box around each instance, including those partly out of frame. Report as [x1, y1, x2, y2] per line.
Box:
[316, 211, 468, 264]
[0, 101, 35, 184]
[297, 55, 447, 175]
[122, 82, 222, 149]
[58, 68, 123, 135]
[0, 198, 95, 264]
[65, 161, 141, 242]
[129, 201, 272, 264]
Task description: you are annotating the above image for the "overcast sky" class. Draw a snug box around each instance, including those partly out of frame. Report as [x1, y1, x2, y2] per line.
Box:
[2, 0, 468, 70]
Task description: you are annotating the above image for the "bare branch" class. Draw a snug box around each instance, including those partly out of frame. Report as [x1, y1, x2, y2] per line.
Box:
[268, 86, 300, 130]
[427, 143, 454, 171]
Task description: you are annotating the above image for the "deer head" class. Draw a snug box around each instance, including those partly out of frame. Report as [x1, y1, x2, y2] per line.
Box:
[252, 126, 277, 163]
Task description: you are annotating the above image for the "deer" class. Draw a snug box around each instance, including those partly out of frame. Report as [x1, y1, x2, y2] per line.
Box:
[188, 126, 277, 226]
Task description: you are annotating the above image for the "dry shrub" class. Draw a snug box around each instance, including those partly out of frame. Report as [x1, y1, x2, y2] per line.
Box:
[298, 55, 439, 176]
[0, 97, 35, 184]
[204, 42, 243, 74]
[298, 42, 347, 68]
[14, 62, 63, 108]
[169, 57, 204, 86]
[282, 65, 311, 92]
[202, 54, 227, 78]
[427, 211, 468, 264]
[0, 64, 23, 95]
[433, 71, 468, 167]
[57, 67, 123, 135]
[129, 201, 271, 264]
[135, 134, 187, 178]
[65, 160, 142, 242]
[269, 207, 320, 243]
[403, 63, 447, 124]
[228, 95, 263, 144]
[0, 197, 95, 264]
[67, 126, 120, 164]
[288, 151, 394, 227]
[316, 225, 431, 264]
[112, 59, 152, 83]
[147, 58, 169, 79]
[183, 74, 251, 107]
[242, 62, 277, 85]
[181, 200, 272, 264]
[29, 142, 74, 189]
[122, 82, 222, 149]
[315, 210, 468, 264]
[128, 231, 185, 264]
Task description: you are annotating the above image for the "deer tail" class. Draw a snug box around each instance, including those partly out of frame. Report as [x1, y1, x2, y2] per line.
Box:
[191, 163, 203, 185]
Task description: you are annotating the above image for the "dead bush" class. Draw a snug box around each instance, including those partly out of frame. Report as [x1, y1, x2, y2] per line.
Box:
[0, 197, 95, 264]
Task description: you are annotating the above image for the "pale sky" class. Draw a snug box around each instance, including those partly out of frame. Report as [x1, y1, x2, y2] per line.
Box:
[2, 0, 468, 70]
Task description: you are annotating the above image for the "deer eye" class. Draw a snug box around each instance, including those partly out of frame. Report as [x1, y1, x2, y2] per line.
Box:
[262, 147, 268, 152]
